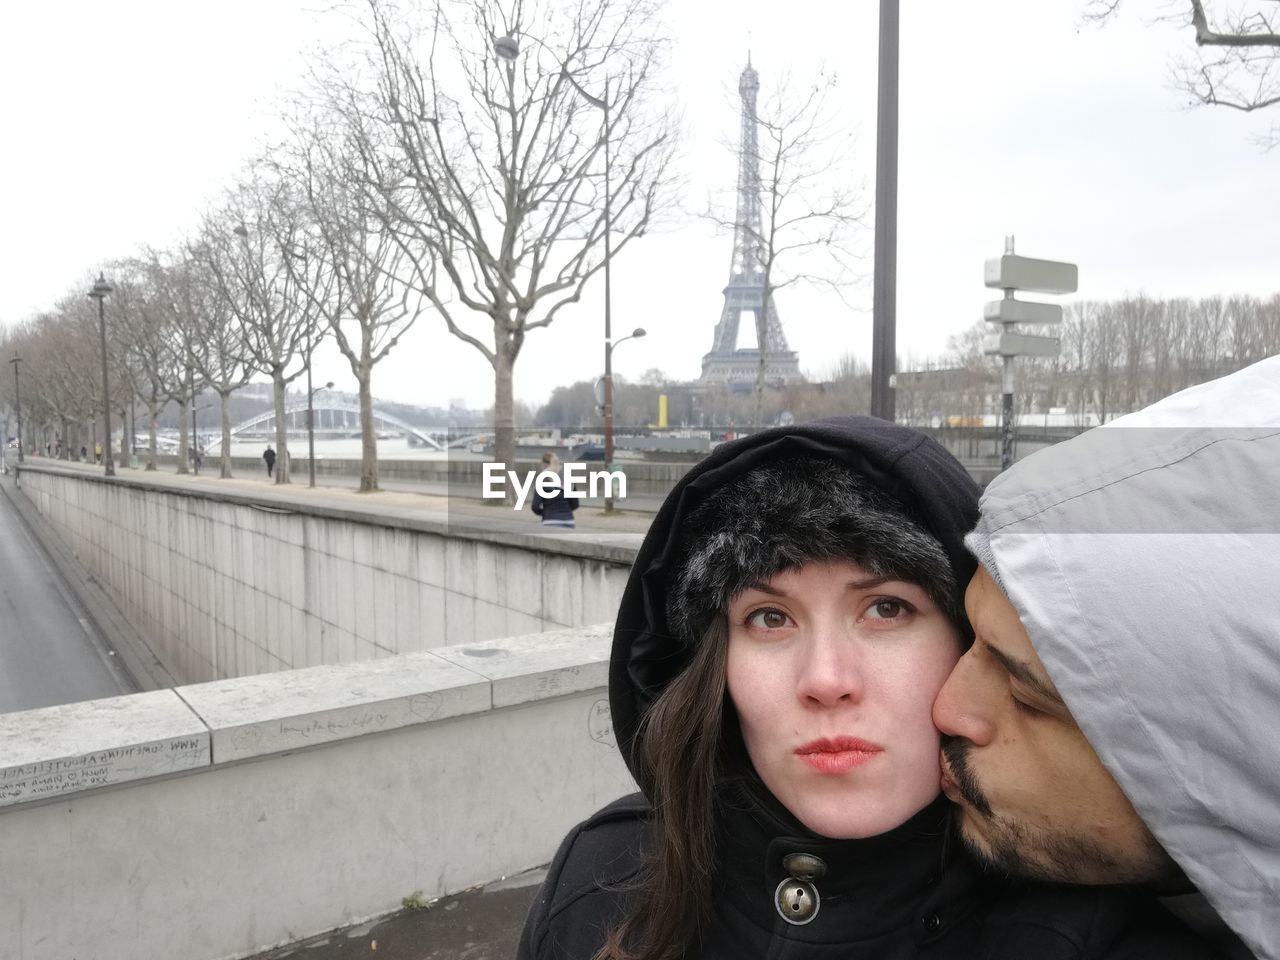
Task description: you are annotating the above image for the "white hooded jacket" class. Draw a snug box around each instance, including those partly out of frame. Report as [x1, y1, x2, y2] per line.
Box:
[966, 355, 1280, 959]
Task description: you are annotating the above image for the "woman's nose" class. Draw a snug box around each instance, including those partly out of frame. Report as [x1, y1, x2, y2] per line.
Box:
[795, 623, 864, 706]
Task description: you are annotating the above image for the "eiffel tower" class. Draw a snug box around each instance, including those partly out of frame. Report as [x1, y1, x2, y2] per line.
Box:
[699, 59, 802, 389]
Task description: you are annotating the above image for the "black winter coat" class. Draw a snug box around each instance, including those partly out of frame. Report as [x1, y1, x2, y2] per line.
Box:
[518, 788, 1218, 960]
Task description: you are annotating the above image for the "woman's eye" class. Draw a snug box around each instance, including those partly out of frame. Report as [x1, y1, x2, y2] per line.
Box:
[866, 598, 908, 620]
[745, 608, 790, 629]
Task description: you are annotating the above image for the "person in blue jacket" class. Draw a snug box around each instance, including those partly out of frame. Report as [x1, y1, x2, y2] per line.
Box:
[531, 452, 579, 528]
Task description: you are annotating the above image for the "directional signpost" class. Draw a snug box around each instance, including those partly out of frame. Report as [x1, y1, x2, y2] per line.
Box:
[984, 238, 1077, 471]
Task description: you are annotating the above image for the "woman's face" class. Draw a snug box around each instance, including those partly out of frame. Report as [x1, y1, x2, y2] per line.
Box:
[725, 559, 962, 839]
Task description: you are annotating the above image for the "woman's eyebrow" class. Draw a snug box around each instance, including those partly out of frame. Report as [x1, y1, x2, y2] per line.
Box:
[740, 581, 786, 597]
[845, 576, 890, 591]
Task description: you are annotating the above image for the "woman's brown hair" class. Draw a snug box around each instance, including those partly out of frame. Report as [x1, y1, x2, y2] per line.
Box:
[594, 618, 739, 960]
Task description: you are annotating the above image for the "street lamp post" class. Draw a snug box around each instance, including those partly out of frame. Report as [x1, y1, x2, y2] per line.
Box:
[870, 0, 899, 423]
[307, 376, 334, 489]
[191, 401, 209, 476]
[602, 327, 646, 510]
[9, 354, 23, 463]
[494, 35, 622, 507]
[88, 274, 115, 476]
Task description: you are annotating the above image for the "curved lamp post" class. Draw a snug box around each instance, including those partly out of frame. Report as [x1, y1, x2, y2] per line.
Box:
[601, 327, 646, 510]
[88, 274, 115, 476]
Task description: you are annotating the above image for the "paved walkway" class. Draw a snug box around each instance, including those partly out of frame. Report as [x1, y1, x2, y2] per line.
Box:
[26, 457, 660, 539]
[249, 869, 546, 960]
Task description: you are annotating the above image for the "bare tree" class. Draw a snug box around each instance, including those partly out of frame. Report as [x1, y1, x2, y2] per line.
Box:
[113, 259, 185, 471]
[1084, 1, 1280, 141]
[705, 64, 864, 426]
[145, 252, 214, 474]
[280, 116, 420, 492]
[322, 0, 674, 473]
[205, 173, 313, 483]
[184, 241, 257, 478]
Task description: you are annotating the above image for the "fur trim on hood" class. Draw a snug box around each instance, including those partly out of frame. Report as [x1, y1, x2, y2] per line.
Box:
[666, 456, 959, 641]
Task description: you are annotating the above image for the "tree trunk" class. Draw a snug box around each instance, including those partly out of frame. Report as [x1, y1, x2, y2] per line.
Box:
[357, 364, 378, 493]
[219, 389, 233, 479]
[60, 416, 69, 460]
[177, 398, 190, 474]
[272, 368, 290, 484]
[119, 408, 129, 467]
[493, 343, 515, 504]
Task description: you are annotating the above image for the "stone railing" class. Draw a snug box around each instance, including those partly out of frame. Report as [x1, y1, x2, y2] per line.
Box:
[0, 625, 635, 960]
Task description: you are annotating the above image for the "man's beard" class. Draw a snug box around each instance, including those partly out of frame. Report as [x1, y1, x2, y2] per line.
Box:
[940, 737, 1179, 885]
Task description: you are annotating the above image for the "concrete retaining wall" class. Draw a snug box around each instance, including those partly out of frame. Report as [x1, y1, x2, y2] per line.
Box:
[0, 626, 635, 960]
[17, 464, 635, 685]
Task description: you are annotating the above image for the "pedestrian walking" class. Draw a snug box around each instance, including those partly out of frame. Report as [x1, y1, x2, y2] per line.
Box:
[263, 446, 276, 477]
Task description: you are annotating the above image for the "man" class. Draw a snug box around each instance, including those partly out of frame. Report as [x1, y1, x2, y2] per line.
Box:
[934, 356, 1280, 959]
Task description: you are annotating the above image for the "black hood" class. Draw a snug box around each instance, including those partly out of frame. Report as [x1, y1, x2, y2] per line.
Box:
[609, 416, 982, 788]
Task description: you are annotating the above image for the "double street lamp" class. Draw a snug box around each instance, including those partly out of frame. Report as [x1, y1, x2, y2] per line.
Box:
[494, 34, 632, 511]
[88, 274, 115, 476]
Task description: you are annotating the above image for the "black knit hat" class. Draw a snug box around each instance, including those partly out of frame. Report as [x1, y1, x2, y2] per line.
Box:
[610, 417, 982, 791]
[666, 455, 959, 640]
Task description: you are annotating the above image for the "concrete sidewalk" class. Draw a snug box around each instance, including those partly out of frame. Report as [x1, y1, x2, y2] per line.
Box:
[249, 869, 546, 960]
[25, 457, 660, 537]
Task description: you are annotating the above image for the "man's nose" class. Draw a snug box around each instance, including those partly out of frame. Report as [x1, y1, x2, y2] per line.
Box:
[933, 650, 995, 746]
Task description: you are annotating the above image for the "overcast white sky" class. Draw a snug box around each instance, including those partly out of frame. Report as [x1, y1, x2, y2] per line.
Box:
[1, 1, 1276, 411]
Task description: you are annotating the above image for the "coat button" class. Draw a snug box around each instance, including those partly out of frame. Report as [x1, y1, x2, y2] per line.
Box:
[920, 912, 941, 934]
[781, 852, 827, 881]
[775, 878, 820, 925]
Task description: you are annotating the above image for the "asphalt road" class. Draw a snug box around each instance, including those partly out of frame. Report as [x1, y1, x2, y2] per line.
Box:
[0, 476, 137, 714]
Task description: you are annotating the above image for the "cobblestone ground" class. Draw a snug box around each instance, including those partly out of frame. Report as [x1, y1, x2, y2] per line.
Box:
[249, 869, 545, 960]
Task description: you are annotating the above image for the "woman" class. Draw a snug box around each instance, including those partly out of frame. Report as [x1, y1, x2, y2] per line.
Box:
[519, 418, 1218, 959]
[531, 452, 580, 528]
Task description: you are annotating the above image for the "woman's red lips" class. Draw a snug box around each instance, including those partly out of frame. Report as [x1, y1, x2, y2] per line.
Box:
[795, 737, 883, 774]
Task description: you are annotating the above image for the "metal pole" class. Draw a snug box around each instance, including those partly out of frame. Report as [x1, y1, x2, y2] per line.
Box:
[1000, 356, 1015, 472]
[999, 235, 1016, 471]
[96, 289, 115, 477]
[870, 0, 899, 422]
[307, 326, 317, 489]
[601, 89, 617, 512]
[10, 355, 23, 463]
